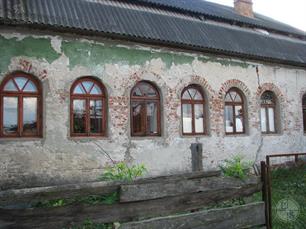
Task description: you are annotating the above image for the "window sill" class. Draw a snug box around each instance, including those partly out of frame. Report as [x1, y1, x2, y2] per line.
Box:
[180, 134, 210, 138]
[68, 136, 110, 141]
[131, 136, 163, 141]
[225, 133, 248, 137]
[0, 137, 43, 142]
[262, 133, 282, 136]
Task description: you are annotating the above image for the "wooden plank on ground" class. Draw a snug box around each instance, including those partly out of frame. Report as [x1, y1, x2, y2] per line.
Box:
[0, 180, 261, 229]
[119, 202, 266, 229]
[0, 170, 220, 206]
[120, 176, 260, 202]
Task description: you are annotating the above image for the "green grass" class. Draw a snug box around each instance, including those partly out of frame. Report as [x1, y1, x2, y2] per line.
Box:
[270, 164, 306, 229]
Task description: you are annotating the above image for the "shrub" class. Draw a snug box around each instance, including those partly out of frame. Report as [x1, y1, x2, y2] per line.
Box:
[219, 155, 252, 179]
[99, 162, 147, 182]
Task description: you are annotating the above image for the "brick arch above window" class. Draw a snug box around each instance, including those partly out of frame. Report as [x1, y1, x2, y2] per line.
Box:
[70, 77, 107, 137]
[256, 83, 284, 105]
[0, 72, 42, 138]
[218, 79, 251, 100]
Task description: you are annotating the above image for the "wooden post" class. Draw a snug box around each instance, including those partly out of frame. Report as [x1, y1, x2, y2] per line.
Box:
[261, 161, 269, 229]
[190, 143, 203, 172]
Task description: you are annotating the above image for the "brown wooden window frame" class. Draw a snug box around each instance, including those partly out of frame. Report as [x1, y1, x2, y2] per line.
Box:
[260, 91, 277, 134]
[70, 77, 107, 137]
[130, 81, 161, 137]
[0, 72, 42, 138]
[181, 84, 206, 136]
[224, 88, 245, 135]
[302, 94, 306, 133]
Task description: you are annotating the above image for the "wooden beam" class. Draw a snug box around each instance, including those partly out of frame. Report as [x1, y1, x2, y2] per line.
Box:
[0, 180, 261, 228]
[0, 170, 220, 206]
[120, 176, 260, 202]
[119, 202, 266, 229]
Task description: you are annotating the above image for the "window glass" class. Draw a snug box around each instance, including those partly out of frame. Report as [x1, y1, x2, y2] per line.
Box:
[225, 105, 234, 133]
[73, 99, 86, 133]
[4, 80, 18, 91]
[82, 81, 94, 93]
[235, 105, 243, 132]
[147, 102, 158, 134]
[182, 104, 192, 133]
[261, 108, 267, 132]
[182, 90, 191, 99]
[90, 100, 103, 133]
[132, 102, 144, 135]
[14, 77, 28, 90]
[3, 97, 18, 134]
[73, 84, 86, 94]
[268, 107, 275, 132]
[23, 81, 37, 92]
[90, 85, 102, 95]
[194, 104, 204, 133]
[23, 97, 37, 134]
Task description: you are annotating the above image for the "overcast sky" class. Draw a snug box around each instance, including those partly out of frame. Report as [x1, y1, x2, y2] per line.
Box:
[207, 0, 306, 32]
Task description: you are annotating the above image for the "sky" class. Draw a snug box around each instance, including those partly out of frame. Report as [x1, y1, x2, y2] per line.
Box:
[207, 0, 306, 32]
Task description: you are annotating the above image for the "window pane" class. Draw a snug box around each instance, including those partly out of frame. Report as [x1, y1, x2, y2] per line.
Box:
[261, 107, 267, 132]
[82, 81, 94, 93]
[182, 104, 192, 133]
[182, 90, 191, 99]
[4, 80, 18, 91]
[193, 90, 203, 100]
[73, 84, 86, 94]
[147, 102, 158, 134]
[23, 97, 37, 134]
[225, 105, 233, 133]
[194, 104, 204, 133]
[3, 97, 18, 134]
[261, 91, 274, 105]
[268, 108, 275, 132]
[73, 99, 86, 133]
[139, 83, 157, 97]
[235, 105, 243, 132]
[15, 77, 28, 90]
[23, 80, 37, 92]
[188, 88, 197, 99]
[90, 100, 103, 133]
[90, 85, 102, 95]
[132, 102, 144, 135]
[225, 93, 232, 102]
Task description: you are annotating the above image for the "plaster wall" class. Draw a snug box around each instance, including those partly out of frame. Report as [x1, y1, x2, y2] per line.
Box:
[1, 28, 306, 189]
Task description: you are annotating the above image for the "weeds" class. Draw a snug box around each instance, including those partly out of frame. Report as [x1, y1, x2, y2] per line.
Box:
[219, 155, 252, 179]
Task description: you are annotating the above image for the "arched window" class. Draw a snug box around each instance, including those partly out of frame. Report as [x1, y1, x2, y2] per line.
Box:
[260, 91, 277, 133]
[302, 94, 306, 133]
[224, 88, 245, 134]
[181, 85, 205, 135]
[70, 77, 106, 137]
[131, 81, 161, 136]
[0, 72, 42, 137]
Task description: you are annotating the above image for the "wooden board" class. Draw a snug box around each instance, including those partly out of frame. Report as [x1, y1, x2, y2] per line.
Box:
[120, 176, 260, 202]
[119, 202, 266, 229]
[0, 170, 220, 206]
[0, 180, 260, 228]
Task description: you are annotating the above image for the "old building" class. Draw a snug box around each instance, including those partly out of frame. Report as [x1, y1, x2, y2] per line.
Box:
[0, 0, 306, 189]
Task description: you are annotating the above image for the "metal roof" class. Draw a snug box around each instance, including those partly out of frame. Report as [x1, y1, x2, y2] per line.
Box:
[1, 0, 306, 67]
[135, 0, 306, 38]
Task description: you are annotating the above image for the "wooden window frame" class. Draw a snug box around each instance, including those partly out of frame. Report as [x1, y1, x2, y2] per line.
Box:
[0, 72, 42, 138]
[261, 91, 277, 134]
[130, 81, 161, 137]
[181, 85, 206, 136]
[70, 77, 107, 137]
[302, 94, 306, 133]
[225, 88, 245, 135]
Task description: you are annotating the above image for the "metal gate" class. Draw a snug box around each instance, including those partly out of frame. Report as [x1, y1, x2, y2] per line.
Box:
[261, 153, 306, 229]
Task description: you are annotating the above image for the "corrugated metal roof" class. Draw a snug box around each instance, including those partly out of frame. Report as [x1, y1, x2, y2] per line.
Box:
[135, 0, 306, 38]
[1, 0, 306, 67]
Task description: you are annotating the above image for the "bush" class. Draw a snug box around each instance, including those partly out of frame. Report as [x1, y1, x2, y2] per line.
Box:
[99, 162, 147, 182]
[219, 155, 252, 179]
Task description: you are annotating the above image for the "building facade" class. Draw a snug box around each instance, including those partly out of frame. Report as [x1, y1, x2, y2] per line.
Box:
[1, 0, 306, 189]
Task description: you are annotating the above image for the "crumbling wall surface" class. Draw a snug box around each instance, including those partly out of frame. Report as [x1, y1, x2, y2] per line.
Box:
[1, 28, 306, 189]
